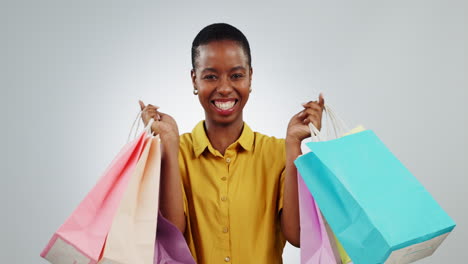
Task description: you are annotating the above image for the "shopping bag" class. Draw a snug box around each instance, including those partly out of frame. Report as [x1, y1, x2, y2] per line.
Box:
[298, 172, 341, 264]
[298, 110, 357, 264]
[99, 134, 161, 264]
[325, 217, 352, 264]
[154, 212, 196, 264]
[41, 129, 148, 264]
[295, 106, 456, 264]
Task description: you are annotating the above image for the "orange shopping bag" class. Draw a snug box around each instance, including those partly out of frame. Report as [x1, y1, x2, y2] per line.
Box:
[99, 132, 161, 264]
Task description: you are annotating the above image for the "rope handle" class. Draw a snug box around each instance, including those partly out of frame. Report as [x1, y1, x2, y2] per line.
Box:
[127, 110, 155, 142]
[308, 104, 350, 142]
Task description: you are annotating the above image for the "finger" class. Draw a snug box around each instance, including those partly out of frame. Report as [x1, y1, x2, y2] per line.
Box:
[303, 103, 322, 112]
[318, 93, 325, 107]
[301, 101, 315, 107]
[303, 112, 320, 124]
[303, 107, 323, 118]
[151, 119, 161, 135]
[148, 104, 160, 110]
[303, 118, 321, 131]
[297, 110, 309, 121]
[142, 108, 158, 123]
[298, 109, 305, 117]
[139, 101, 145, 110]
[146, 106, 160, 119]
[303, 118, 315, 126]
[303, 112, 321, 127]
[147, 108, 157, 114]
[139, 100, 145, 110]
[302, 100, 321, 109]
[147, 110, 160, 121]
[302, 99, 324, 109]
[156, 111, 167, 121]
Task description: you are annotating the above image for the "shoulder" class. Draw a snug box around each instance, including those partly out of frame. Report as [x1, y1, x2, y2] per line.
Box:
[177, 132, 196, 175]
[179, 132, 194, 155]
[252, 131, 285, 156]
[250, 131, 286, 174]
[180, 132, 194, 146]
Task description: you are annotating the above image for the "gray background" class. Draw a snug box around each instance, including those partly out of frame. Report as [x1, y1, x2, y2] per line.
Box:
[2, 0, 467, 263]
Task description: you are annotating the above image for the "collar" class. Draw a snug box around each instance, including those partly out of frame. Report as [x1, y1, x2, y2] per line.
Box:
[192, 120, 254, 157]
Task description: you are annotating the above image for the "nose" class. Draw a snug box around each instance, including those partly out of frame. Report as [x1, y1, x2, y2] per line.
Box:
[216, 75, 234, 95]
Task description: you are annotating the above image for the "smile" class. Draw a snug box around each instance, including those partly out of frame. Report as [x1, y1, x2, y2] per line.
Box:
[211, 99, 239, 115]
[214, 100, 237, 110]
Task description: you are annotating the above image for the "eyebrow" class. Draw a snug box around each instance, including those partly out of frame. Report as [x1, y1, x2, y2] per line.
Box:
[201, 68, 218, 74]
[230, 66, 247, 72]
[201, 66, 247, 74]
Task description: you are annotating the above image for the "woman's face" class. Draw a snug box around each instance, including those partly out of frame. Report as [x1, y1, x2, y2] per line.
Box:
[191, 40, 252, 127]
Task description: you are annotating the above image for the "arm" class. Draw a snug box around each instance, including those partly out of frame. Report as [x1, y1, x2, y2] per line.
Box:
[139, 101, 186, 233]
[280, 94, 325, 247]
[280, 137, 302, 247]
[159, 135, 186, 233]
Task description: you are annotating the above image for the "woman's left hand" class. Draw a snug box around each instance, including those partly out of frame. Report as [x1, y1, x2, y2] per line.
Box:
[286, 93, 325, 144]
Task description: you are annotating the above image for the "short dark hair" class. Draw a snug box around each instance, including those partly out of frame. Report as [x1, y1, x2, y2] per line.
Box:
[191, 23, 251, 69]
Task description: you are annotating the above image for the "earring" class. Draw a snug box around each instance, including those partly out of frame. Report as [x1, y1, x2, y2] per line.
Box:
[249, 88, 252, 93]
[193, 89, 198, 95]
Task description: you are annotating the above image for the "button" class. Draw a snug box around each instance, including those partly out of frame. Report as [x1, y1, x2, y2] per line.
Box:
[224, 256, 231, 262]
[221, 196, 227, 201]
[225, 157, 231, 163]
[221, 177, 227, 181]
[222, 227, 229, 233]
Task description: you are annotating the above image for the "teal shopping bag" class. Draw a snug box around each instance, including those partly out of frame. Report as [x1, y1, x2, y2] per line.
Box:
[295, 129, 455, 264]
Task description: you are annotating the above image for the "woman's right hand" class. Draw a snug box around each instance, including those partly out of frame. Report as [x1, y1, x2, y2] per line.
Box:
[139, 100, 185, 232]
[139, 100, 180, 154]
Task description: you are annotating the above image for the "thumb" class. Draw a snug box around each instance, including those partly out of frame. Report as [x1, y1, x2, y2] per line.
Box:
[318, 93, 325, 107]
[139, 100, 145, 110]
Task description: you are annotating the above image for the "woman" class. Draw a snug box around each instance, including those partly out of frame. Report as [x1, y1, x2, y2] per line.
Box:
[139, 23, 324, 264]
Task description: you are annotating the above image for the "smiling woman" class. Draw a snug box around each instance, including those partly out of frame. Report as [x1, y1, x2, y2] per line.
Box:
[191, 39, 252, 153]
[139, 23, 326, 264]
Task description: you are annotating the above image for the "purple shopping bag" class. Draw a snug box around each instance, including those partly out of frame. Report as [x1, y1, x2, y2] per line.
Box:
[154, 212, 195, 264]
[298, 172, 340, 264]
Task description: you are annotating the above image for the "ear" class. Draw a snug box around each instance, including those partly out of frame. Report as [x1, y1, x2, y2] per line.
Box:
[249, 67, 253, 81]
[190, 68, 197, 88]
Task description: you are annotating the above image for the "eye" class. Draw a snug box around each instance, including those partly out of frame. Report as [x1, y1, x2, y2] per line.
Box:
[231, 73, 244, 79]
[203, 75, 217, 80]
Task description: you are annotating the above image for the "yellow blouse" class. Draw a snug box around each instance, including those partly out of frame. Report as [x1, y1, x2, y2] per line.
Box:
[179, 121, 286, 264]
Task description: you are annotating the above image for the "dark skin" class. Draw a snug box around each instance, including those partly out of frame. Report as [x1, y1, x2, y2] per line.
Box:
[139, 40, 324, 247]
[191, 40, 252, 155]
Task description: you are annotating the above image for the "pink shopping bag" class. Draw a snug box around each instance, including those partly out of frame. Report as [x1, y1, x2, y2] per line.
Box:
[41, 131, 148, 264]
[298, 172, 340, 264]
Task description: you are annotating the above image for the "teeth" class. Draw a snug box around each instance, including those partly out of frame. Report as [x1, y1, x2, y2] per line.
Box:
[214, 100, 236, 110]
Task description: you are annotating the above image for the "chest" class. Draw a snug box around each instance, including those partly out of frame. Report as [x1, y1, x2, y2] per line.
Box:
[183, 152, 282, 218]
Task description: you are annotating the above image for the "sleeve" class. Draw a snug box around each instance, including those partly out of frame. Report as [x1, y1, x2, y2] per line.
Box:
[277, 168, 286, 214]
[277, 138, 286, 215]
[180, 176, 188, 215]
[178, 146, 189, 215]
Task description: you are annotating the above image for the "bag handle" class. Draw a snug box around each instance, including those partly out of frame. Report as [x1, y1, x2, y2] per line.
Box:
[308, 104, 351, 142]
[127, 110, 155, 142]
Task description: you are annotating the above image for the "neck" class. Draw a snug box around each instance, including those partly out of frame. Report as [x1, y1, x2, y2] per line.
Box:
[204, 117, 244, 156]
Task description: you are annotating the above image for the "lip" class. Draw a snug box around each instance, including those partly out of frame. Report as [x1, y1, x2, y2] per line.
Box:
[210, 98, 239, 116]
